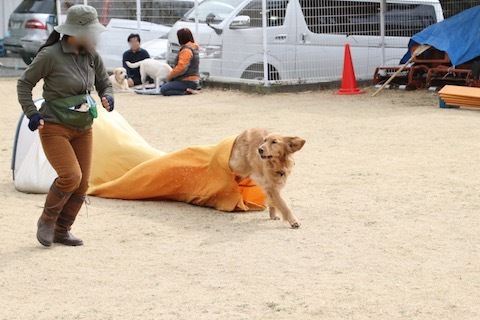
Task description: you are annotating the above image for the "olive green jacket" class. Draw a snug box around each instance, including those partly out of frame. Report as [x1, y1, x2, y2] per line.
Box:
[17, 37, 113, 130]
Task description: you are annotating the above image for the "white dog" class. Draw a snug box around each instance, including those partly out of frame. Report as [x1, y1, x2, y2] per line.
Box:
[109, 67, 131, 92]
[125, 59, 172, 92]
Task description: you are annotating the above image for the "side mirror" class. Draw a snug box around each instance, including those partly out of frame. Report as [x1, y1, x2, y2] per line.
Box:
[206, 13, 222, 35]
[230, 15, 250, 29]
[206, 13, 216, 24]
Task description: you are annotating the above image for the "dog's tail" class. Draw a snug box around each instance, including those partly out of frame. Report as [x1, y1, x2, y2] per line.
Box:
[125, 61, 140, 69]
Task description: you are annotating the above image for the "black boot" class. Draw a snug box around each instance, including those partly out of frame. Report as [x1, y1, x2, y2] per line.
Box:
[54, 194, 85, 246]
[37, 182, 72, 247]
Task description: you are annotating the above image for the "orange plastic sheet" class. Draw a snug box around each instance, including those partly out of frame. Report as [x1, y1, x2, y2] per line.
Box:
[88, 108, 266, 212]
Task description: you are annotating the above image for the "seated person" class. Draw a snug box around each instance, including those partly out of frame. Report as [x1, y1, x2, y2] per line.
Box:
[122, 33, 150, 87]
[161, 28, 200, 96]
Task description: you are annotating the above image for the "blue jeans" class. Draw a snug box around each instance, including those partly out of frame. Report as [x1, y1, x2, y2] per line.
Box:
[161, 81, 198, 96]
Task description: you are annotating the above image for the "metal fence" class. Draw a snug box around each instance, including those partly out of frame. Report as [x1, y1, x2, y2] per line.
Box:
[58, 0, 474, 86]
[58, 0, 194, 26]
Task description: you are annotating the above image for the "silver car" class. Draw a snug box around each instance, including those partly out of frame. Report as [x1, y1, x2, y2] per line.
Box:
[4, 0, 56, 65]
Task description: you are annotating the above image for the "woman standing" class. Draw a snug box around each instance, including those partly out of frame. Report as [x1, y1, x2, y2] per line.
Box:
[161, 28, 200, 96]
[17, 5, 114, 247]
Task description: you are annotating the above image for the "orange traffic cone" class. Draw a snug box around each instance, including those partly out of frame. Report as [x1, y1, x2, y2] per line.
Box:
[335, 44, 365, 95]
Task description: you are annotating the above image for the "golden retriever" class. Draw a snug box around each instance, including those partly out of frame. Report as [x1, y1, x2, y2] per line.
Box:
[109, 67, 131, 92]
[229, 128, 306, 228]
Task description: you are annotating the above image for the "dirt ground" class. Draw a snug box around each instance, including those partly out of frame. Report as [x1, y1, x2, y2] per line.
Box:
[0, 78, 479, 320]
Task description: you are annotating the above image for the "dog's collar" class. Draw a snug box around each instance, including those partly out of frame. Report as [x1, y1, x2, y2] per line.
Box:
[277, 170, 285, 177]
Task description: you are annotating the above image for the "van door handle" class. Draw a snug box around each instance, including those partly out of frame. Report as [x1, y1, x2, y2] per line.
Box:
[301, 33, 308, 43]
[275, 34, 287, 40]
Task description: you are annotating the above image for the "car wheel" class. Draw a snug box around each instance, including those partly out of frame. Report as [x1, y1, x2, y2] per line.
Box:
[241, 63, 280, 81]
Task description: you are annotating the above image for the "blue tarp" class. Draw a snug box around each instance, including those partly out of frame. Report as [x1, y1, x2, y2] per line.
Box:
[401, 6, 480, 66]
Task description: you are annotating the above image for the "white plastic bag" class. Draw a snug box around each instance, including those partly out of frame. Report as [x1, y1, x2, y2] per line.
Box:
[15, 133, 57, 194]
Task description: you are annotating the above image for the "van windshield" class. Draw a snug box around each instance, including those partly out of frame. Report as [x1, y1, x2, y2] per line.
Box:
[183, 0, 245, 23]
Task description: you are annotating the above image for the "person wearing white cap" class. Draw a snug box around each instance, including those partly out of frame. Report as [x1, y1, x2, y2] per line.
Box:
[17, 5, 114, 248]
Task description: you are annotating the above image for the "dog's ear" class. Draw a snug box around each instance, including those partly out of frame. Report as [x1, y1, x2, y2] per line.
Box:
[285, 137, 306, 153]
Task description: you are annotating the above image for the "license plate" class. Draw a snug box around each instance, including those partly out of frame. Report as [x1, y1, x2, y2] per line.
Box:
[11, 22, 22, 29]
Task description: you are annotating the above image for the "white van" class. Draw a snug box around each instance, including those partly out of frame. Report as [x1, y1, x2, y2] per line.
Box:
[167, 0, 443, 84]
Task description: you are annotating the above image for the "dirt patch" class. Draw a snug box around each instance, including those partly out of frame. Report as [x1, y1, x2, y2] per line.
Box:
[1, 78, 479, 319]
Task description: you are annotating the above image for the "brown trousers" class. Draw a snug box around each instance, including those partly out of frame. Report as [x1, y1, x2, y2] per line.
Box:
[39, 123, 93, 195]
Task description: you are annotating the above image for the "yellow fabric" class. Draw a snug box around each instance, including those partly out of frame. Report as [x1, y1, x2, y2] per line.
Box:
[89, 107, 164, 187]
[88, 108, 266, 212]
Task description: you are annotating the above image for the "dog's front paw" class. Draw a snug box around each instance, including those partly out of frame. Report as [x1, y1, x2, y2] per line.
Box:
[290, 221, 301, 229]
[269, 207, 280, 220]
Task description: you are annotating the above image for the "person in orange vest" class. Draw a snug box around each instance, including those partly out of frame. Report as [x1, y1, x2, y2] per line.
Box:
[161, 28, 200, 96]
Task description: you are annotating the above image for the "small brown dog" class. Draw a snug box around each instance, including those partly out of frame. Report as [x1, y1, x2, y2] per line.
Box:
[229, 128, 306, 228]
